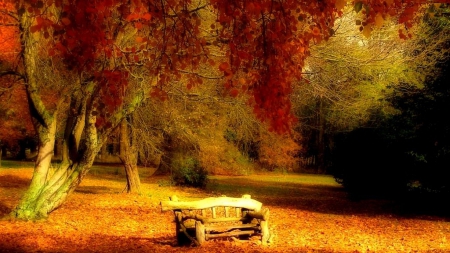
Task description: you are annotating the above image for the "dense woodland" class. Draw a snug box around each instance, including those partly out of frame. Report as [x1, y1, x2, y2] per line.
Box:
[1, 0, 450, 220]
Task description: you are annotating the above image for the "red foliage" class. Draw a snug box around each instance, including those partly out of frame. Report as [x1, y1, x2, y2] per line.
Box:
[0, 2, 33, 146]
[0, 85, 35, 146]
[2, 0, 444, 134]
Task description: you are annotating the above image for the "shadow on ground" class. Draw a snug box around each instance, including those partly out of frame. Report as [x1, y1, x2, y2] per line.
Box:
[0, 202, 12, 217]
[206, 176, 450, 220]
[75, 186, 119, 194]
[0, 175, 30, 188]
[0, 232, 358, 253]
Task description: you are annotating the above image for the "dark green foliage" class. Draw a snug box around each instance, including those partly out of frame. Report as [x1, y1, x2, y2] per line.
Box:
[223, 129, 260, 160]
[224, 129, 237, 142]
[332, 58, 450, 200]
[332, 9, 450, 200]
[170, 155, 208, 188]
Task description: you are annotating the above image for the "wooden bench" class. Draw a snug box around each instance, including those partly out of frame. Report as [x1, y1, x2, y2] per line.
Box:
[160, 194, 270, 246]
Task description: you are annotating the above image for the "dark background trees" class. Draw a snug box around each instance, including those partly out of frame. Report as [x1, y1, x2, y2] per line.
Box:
[331, 6, 450, 202]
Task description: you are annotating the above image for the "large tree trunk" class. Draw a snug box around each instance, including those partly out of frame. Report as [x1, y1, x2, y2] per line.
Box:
[118, 119, 141, 194]
[61, 95, 86, 166]
[10, 8, 104, 219]
[11, 111, 106, 220]
[11, 1, 145, 220]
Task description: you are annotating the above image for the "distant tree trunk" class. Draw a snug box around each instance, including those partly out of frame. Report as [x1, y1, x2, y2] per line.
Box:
[0, 142, 2, 167]
[153, 133, 173, 175]
[96, 142, 107, 162]
[16, 139, 27, 160]
[118, 118, 141, 194]
[317, 97, 325, 173]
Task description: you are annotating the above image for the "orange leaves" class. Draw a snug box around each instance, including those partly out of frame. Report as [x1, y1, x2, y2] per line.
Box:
[134, 22, 143, 30]
[374, 13, 384, 28]
[135, 36, 145, 43]
[335, 0, 347, 10]
[30, 16, 51, 33]
[125, 13, 140, 22]
[126, 12, 151, 23]
[142, 12, 152, 21]
[229, 88, 239, 97]
[362, 24, 372, 38]
[150, 87, 168, 101]
[351, 0, 424, 39]
[61, 17, 71, 26]
[312, 26, 321, 36]
[30, 25, 41, 33]
[219, 62, 230, 72]
[3, 167, 450, 252]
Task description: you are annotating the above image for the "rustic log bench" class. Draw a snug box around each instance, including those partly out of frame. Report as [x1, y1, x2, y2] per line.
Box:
[160, 194, 270, 246]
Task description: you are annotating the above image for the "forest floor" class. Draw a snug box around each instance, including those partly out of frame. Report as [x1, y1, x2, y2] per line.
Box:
[1, 162, 450, 253]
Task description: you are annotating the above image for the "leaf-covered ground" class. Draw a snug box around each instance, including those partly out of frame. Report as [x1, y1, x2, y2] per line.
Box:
[1, 163, 450, 253]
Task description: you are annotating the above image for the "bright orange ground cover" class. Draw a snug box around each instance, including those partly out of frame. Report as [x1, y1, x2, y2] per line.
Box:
[1, 165, 450, 253]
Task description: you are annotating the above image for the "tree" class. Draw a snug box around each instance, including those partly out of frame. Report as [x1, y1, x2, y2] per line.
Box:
[1, 0, 209, 219]
[0, 84, 35, 161]
[118, 118, 141, 194]
[294, 5, 450, 172]
[331, 5, 450, 197]
[0, 2, 33, 165]
[0, 0, 440, 219]
[385, 5, 450, 191]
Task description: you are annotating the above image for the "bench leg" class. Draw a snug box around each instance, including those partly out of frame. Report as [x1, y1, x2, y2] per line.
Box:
[176, 222, 189, 245]
[261, 220, 269, 245]
[260, 208, 270, 245]
[195, 221, 206, 245]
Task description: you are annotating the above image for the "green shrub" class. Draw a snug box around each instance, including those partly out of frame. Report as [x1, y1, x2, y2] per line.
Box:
[170, 155, 208, 188]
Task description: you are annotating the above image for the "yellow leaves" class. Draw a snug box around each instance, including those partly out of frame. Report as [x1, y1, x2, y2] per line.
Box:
[335, 0, 347, 11]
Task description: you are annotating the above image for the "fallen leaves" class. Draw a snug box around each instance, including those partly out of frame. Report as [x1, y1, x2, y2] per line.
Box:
[1, 168, 450, 252]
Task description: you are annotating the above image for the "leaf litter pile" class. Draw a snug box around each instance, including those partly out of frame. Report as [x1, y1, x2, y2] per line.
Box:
[1, 165, 450, 253]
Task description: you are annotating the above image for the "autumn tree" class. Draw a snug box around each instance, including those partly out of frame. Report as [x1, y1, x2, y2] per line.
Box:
[0, 84, 35, 162]
[0, 0, 211, 219]
[0, 5, 34, 165]
[294, 5, 450, 172]
[0, 0, 442, 219]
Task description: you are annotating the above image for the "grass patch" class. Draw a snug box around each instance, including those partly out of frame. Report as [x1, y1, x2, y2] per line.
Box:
[0, 160, 35, 169]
